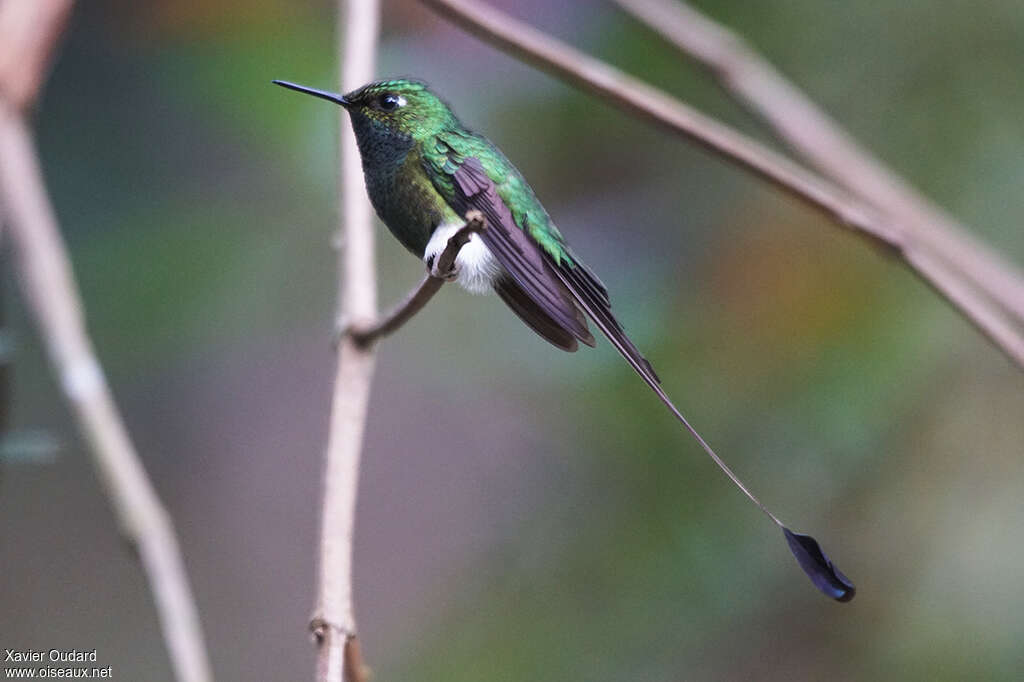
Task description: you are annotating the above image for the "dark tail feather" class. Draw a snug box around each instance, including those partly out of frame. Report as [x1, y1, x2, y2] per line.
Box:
[554, 264, 855, 602]
[556, 262, 771, 514]
[555, 265, 661, 386]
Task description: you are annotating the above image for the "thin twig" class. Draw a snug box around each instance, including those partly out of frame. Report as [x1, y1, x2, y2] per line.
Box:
[311, 0, 380, 680]
[613, 0, 1024, 323]
[420, 0, 1024, 369]
[349, 212, 486, 347]
[0, 2, 212, 680]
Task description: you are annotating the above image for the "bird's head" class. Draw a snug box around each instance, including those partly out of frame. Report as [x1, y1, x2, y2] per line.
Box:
[274, 78, 458, 143]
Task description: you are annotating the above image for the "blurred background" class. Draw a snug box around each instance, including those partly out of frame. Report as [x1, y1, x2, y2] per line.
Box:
[2, 0, 1023, 679]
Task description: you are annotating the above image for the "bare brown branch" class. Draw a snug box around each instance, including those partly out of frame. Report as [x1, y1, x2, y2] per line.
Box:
[421, 0, 1024, 369]
[614, 0, 1024, 324]
[312, 0, 381, 680]
[343, 637, 370, 682]
[422, 0, 897, 246]
[0, 3, 212, 680]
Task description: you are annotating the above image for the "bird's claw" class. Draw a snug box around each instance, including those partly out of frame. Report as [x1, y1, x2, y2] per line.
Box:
[431, 264, 459, 281]
[427, 254, 459, 281]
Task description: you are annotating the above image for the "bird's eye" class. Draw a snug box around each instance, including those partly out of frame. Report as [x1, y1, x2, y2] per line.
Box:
[378, 93, 406, 112]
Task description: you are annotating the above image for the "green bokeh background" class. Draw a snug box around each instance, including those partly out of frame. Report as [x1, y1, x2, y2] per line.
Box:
[3, 1, 1023, 680]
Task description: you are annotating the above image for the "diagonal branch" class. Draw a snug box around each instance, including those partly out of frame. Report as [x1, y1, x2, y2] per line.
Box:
[426, 0, 895, 247]
[613, 0, 1024, 324]
[311, 0, 380, 680]
[0, 2, 212, 680]
[420, 0, 1024, 369]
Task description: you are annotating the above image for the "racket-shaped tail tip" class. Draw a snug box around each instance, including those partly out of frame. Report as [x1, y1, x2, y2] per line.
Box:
[782, 527, 855, 602]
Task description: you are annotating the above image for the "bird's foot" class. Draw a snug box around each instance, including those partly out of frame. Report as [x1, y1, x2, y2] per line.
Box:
[427, 254, 459, 282]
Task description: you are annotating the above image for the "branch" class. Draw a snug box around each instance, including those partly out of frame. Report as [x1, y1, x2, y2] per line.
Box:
[420, 0, 1024, 370]
[0, 0, 73, 111]
[311, 0, 380, 680]
[348, 211, 486, 347]
[613, 0, 1024, 325]
[0, 3, 212, 681]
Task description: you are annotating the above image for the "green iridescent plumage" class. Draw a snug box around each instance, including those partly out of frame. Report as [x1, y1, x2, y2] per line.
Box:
[422, 129, 571, 265]
[342, 79, 570, 265]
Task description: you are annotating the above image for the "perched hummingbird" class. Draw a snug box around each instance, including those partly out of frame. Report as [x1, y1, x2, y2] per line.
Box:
[275, 78, 854, 602]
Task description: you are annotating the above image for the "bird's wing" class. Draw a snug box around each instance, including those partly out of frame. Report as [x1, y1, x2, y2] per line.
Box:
[493, 275, 580, 351]
[426, 147, 595, 348]
[433, 143, 658, 382]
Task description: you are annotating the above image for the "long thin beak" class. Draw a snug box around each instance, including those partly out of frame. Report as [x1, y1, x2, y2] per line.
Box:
[273, 80, 351, 108]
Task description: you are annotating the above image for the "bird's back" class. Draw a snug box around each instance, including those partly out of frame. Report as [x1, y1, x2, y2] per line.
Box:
[426, 128, 573, 266]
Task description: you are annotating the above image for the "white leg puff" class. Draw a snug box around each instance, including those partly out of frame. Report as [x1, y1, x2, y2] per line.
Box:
[423, 222, 503, 294]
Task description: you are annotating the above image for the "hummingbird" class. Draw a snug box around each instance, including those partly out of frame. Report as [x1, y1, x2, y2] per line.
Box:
[274, 77, 855, 602]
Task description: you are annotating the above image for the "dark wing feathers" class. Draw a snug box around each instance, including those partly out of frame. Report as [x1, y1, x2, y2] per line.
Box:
[445, 155, 660, 380]
[444, 155, 695, 446]
[494, 275, 579, 351]
[450, 158, 595, 347]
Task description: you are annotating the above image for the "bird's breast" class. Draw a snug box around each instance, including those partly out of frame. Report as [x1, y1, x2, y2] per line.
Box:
[361, 149, 454, 257]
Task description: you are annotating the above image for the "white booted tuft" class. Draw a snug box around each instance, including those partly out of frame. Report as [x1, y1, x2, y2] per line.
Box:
[423, 222, 503, 294]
